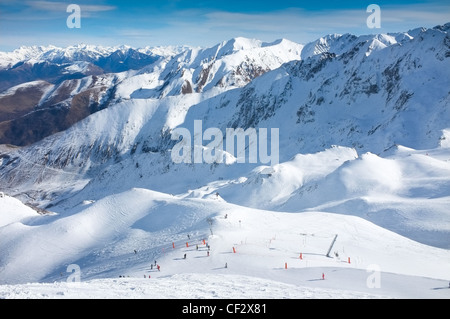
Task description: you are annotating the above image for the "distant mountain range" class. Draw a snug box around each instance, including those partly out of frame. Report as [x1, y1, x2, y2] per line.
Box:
[0, 39, 302, 146]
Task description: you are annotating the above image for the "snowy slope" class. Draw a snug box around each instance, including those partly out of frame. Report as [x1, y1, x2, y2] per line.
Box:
[1, 24, 449, 299]
[0, 188, 449, 298]
[0, 194, 41, 227]
[280, 146, 450, 248]
[0, 274, 388, 299]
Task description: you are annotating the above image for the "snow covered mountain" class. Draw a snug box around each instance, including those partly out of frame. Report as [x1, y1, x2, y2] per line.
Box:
[0, 38, 302, 146]
[0, 45, 160, 146]
[0, 24, 449, 298]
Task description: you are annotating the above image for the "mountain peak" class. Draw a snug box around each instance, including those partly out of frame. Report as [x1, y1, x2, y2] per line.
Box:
[216, 37, 263, 56]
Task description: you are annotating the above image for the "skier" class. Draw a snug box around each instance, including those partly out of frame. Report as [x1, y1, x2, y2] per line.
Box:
[225, 262, 228, 269]
[184, 253, 187, 259]
[157, 264, 160, 271]
[322, 273, 325, 280]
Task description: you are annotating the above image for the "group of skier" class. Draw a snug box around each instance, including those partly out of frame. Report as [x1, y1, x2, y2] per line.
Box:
[149, 260, 160, 271]
[180, 238, 229, 269]
[134, 230, 233, 279]
[182, 236, 211, 260]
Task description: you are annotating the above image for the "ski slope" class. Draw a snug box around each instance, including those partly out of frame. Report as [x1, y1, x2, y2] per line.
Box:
[1, 182, 449, 299]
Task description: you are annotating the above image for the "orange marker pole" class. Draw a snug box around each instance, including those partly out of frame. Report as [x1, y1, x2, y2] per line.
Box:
[299, 253, 303, 260]
[186, 242, 189, 247]
[348, 257, 351, 264]
[285, 262, 288, 269]
[232, 247, 236, 253]
[172, 242, 175, 249]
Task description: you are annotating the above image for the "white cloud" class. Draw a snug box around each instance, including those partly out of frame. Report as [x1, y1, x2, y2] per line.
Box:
[141, 5, 449, 46]
[25, 1, 116, 14]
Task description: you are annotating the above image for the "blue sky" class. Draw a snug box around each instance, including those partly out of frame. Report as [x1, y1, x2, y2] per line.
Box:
[0, 0, 449, 51]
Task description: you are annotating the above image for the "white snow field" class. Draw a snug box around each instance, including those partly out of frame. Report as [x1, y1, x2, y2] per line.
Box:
[1, 144, 449, 299]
